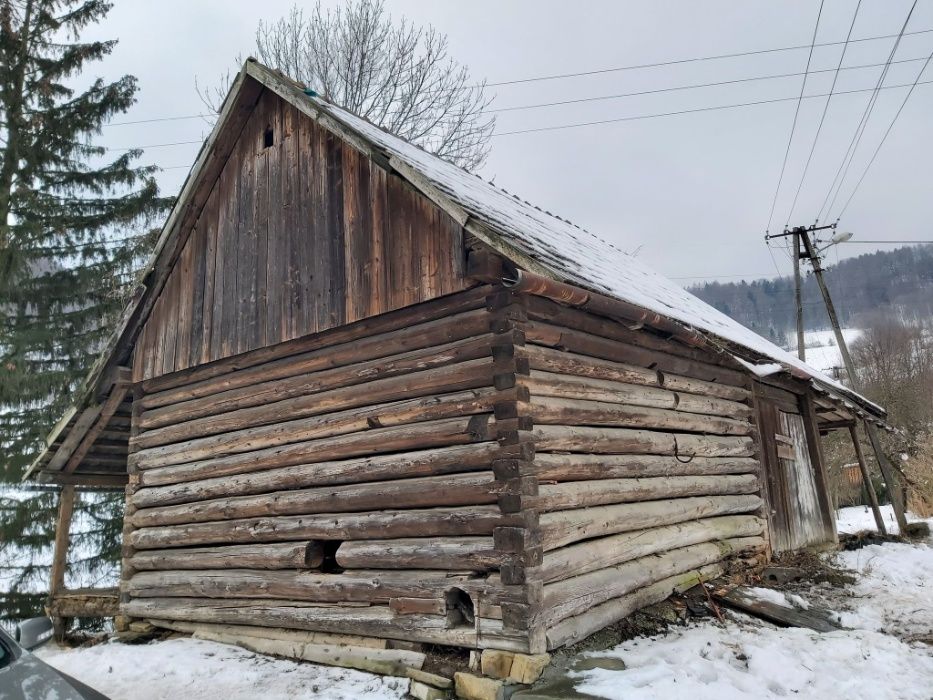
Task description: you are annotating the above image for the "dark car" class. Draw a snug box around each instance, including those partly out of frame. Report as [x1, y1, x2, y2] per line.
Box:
[0, 618, 110, 700]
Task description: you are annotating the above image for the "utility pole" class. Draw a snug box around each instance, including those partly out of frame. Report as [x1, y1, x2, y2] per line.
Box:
[792, 230, 805, 361]
[769, 224, 908, 533]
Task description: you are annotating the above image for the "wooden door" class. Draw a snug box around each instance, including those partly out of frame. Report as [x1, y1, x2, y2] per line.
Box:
[756, 387, 835, 553]
[775, 410, 827, 550]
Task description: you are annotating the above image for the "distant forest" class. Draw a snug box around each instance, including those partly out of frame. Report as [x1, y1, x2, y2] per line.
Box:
[689, 244, 933, 344]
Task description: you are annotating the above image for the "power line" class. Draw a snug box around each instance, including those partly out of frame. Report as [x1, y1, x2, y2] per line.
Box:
[840, 239, 933, 244]
[479, 26, 933, 90]
[819, 1, 918, 221]
[489, 54, 930, 115]
[786, 0, 862, 224]
[489, 76, 933, 137]
[835, 47, 933, 220]
[105, 140, 203, 152]
[765, 0, 825, 236]
[98, 27, 933, 130]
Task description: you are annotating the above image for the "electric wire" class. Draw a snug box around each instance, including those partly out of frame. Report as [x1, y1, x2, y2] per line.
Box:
[818, 1, 918, 221]
[765, 0, 825, 236]
[785, 0, 862, 224]
[835, 47, 933, 220]
[489, 76, 933, 137]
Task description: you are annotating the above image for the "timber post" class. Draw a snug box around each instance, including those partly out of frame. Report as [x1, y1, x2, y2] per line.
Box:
[848, 424, 887, 535]
[49, 485, 75, 641]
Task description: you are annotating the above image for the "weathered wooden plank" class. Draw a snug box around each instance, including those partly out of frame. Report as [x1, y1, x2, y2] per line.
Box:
[132, 442, 500, 508]
[539, 494, 763, 550]
[137, 414, 493, 486]
[138, 306, 492, 414]
[130, 542, 322, 571]
[535, 475, 760, 512]
[133, 387, 498, 470]
[545, 564, 722, 650]
[140, 285, 490, 396]
[534, 453, 760, 482]
[539, 515, 765, 583]
[136, 327, 497, 435]
[336, 537, 500, 571]
[126, 569, 470, 603]
[713, 586, 842, 632]
[541, 538, 764, 627]
[530, 396, 752, 436]
[130, 505, 514, 549]
[131, 472, 498, 528]
[126, 597, 528, 651]
[525, 368, 751, 418]
[532, 425, 756, 457]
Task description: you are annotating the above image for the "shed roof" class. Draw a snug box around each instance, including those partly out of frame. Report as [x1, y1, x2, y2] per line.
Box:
[23, 59, 884, 483]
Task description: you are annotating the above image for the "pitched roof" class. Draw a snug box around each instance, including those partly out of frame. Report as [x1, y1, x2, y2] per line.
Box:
[23, 59, 884, 482]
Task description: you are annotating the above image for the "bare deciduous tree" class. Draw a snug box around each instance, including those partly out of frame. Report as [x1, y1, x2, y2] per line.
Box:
[851, 314, 932, 447]
[199, 0, 495, 171]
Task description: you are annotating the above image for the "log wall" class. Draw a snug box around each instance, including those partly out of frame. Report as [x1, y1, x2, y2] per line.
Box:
[511, 295, 768, 649]
[122, 286, 538, 652]
[132, 88, 469, 382]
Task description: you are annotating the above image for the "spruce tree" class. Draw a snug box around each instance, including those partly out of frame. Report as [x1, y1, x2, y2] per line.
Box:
[0, 0, 171, 622]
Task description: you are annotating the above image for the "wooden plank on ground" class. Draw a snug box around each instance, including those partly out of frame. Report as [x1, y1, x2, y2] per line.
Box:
[713, 585, 842, 632]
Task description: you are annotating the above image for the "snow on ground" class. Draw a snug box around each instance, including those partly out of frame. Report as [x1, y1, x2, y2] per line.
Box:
[31, 510, 933, 700]
[574, 622, 932, 700]
[836, 503, 925, 535]
[571, 508, 933, 700]
[36, 637, 408, 700]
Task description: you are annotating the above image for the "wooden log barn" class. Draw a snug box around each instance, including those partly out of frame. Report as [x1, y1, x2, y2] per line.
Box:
[23, 60, 890, 654]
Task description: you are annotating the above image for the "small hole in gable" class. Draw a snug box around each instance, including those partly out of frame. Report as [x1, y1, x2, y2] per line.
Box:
[263, 127, 274, 148]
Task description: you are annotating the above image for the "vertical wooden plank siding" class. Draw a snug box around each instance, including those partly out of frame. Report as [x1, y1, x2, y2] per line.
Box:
[133, 89, 470, 380]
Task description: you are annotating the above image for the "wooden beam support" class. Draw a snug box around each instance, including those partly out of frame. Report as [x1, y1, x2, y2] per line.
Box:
[63, 368, 131, 475]
[49, 485, 76, 641]
[848, 424, 887, 535]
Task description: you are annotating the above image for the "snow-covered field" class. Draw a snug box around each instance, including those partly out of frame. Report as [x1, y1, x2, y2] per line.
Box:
[32, 508, 933, 700]
[785, 328, 862, 375]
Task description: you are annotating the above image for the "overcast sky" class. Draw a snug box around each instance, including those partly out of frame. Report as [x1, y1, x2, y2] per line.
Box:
[87, 0, 933, 283]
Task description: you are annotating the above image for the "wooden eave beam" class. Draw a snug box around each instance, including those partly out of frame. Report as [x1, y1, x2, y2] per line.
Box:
[62, 368, 132, 476]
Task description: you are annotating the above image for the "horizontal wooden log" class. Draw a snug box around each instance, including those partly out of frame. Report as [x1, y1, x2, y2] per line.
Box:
[546, 563, 723, 650]
[535, 474, 760, 512]
[138, 415, 493, 487]
[523, 344, 750, 402]
[525, 369, 751, 419]
[540, 515, 765, 583]
[533, 425, 756, 457]
[146, 619, 389, 649]
[139, 286, 491, 398]
[47, 588, 119, 618]
[135, 357, 495, 450]
[336, 537, 500, 570]
[132, 472, 499, 528]
[534, 453, 759, 482]
[530, 396, 751, 437]
[524, 296, 743, 372]
[540, 537, 765, 627]
[130, 542, 323, 571]
[131, 505, 513, 550]
[133, 442, 499, 508]
[539, 494, 763, 550]
[138, 329, 498, 435]
[126, 569, 475, 602]
[126, 597, 530, 651]
[133, 387, 499, 470]
[525, 321, 747, 387]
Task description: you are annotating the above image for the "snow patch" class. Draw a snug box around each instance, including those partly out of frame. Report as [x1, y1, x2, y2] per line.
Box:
[36, 637, 408, 700]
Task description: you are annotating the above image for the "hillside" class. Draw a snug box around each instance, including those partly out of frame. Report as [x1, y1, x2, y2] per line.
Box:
[688, 245, 933, 344]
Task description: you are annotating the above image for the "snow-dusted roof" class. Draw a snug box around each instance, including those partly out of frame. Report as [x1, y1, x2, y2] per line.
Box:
[303, 89, 882, 416]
